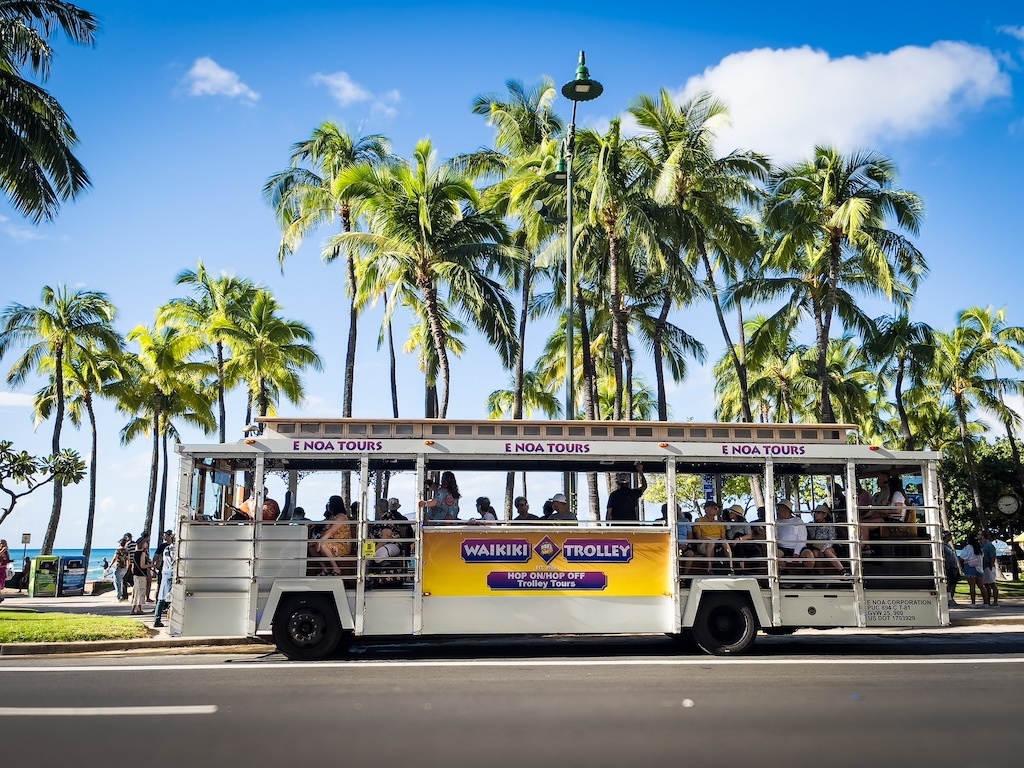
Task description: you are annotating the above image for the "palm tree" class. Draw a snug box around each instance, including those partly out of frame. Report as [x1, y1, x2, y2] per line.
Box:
[159, 264, 257, 442]
[264, 124, 391, 415]
[716, 314, 811, 423]
[575, 117, 664, 420]
[956, 306, 1024, 503]
[487, 369, 561, 419]
[930, 327, 1006, 529]
[630, 89, 768, 424]
[0, 286, 118, 553]
[864, 313, 935, 450]
[0, 0, 97, 221]
[219, 290, 322, 422]
[33, 338, 123, 564]
[763, 147, 926, 423]
[336, 138, 519, 418]
[116, 324, 213, 533]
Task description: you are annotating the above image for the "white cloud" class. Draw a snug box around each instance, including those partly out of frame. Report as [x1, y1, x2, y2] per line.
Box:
[184, 57, 259, 102]
[0, 214, 44, 242]
[312, 71, 401, 119]
[998, 25, 1024, 42]
[0, 392, 34, 407]
[679, 42, 1010, 163]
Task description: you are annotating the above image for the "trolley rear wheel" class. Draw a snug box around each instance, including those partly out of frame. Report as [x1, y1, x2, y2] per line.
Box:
[691, 594, 758, 655]
[272, 594, 342, 660]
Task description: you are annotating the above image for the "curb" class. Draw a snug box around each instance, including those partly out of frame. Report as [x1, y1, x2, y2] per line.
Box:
[0, 636, 272, 657]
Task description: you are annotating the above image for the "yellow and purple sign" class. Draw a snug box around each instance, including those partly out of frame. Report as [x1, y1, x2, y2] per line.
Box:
[422, 530, 671, 597]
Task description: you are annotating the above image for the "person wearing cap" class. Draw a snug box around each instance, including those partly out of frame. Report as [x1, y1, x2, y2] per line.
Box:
[725, 505, 753, 572]
[388, 497, 402, 513]
[942, 531, 961, 607]
[806, 504, 848, 577]
[512, 496, 539, 523]
[548, 493, 577, 523]
[604, 464, 647, 524]
[776, 500, 814, 578]
[694, 501, 732, 573]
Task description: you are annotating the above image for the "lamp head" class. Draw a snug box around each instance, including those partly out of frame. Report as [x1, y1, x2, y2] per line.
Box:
[561, 51, 603, 102]
[544, 156, 567, 184]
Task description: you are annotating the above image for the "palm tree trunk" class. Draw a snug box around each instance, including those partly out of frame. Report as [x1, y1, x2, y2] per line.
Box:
[422, 278, 451, 418]
[623, 337, 635, 420]
[894, 360, 914, 450]
[956, 394, 987, 529]
[653, 290, 671, 421]
[341, 209, 358, 506]
[216, 340, 227, 443]
[506, 261, 532, 517]
[385, 295, 399, 418]
[700, 244, 753, 423]
[576, 282, 596, 421]
[608, 233, 624, 420]
[42, 345, 66, 554]
[82, 393, 98, 565]
[157, 429, 169, 535]
[144, 410, 160, 535]
[816, 239, 842, 424]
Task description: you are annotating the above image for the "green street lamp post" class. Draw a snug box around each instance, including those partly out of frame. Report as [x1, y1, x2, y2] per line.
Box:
[546, 51, 602, 511]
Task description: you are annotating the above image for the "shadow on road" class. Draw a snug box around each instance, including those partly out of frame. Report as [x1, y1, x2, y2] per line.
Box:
[232, 629, 1024, 663]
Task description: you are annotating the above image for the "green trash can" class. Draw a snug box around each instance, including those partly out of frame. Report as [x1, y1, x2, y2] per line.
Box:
[28, 555, 58, 597]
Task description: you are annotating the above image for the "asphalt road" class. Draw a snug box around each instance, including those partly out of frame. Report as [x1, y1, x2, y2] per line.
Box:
[2, 632, 1022, 768]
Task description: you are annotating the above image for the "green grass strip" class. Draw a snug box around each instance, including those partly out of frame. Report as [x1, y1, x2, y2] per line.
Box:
[0, 610, 150, 643]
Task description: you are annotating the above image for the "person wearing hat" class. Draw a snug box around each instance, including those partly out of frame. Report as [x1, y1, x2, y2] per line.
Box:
[694, 501, 732, 573]
[806, 504, 848, 577]
[725, 505, 753, 572]
[548, 493, 577, 523]
[388, 497, 402, 513]
[941, 531, 961, 607]
[776, 500, 814, 578]
[604, 464, 647, 524]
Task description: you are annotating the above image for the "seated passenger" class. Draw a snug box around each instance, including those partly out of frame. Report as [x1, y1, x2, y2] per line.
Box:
[694, 501, 732, 573]
[667, 505, 697, 576]
[807, 504, 848, 576]
[725, 504, 754, 572]
[512, 496, 540, 523]
[367, 525, 407, 589]
[776, 500, 814, 576]
[471, 496, 498, 524]
[317, 496, 355, 578]
[547, 493, 577, 523]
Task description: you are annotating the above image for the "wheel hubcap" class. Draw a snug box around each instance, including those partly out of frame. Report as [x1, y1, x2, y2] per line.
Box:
[288, 609, 324, 647]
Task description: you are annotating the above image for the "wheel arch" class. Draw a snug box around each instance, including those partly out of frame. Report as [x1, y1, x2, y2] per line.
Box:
[258, 579, 354, 634]
[680, 578, 771, 629]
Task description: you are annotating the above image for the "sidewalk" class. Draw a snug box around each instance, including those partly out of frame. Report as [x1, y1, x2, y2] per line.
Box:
[3, 587, 1024, 656]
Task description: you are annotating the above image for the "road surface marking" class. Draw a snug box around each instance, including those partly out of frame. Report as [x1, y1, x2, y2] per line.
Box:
[0, 705, 217, 716]
[2, 657, 1024, 672]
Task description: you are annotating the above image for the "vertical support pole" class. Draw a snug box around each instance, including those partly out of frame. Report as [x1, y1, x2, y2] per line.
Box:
[355, 455, 369, 637]
[666, 458, 680, 630]
[847, 460, 867, 627]
[765, 459, 780, 626]
[246, 454, 265, 637]
[413, 456, 425, 635]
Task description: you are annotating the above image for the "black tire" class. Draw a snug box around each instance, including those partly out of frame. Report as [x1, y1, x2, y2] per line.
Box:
[691, 594, 758, 655]
[272, 594, 342, 661]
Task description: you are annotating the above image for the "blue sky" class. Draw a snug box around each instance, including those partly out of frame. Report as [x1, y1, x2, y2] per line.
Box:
[2, 1, 1023, 548]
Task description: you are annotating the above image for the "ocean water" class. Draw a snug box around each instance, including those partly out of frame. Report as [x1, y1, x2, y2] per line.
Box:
[15, 548, 116, 581]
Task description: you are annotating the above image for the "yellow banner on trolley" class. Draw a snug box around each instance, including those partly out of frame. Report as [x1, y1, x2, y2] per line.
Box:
[421, 529, 672, 597]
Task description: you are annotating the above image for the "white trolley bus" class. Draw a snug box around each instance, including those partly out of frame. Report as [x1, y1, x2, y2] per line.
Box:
[169, 418, 950, 658]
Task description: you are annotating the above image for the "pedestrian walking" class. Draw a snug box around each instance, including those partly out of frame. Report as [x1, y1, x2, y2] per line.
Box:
[942, 531, 961, 607]
[129, 534, 152, 615]
[154, 531, 175, 627]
